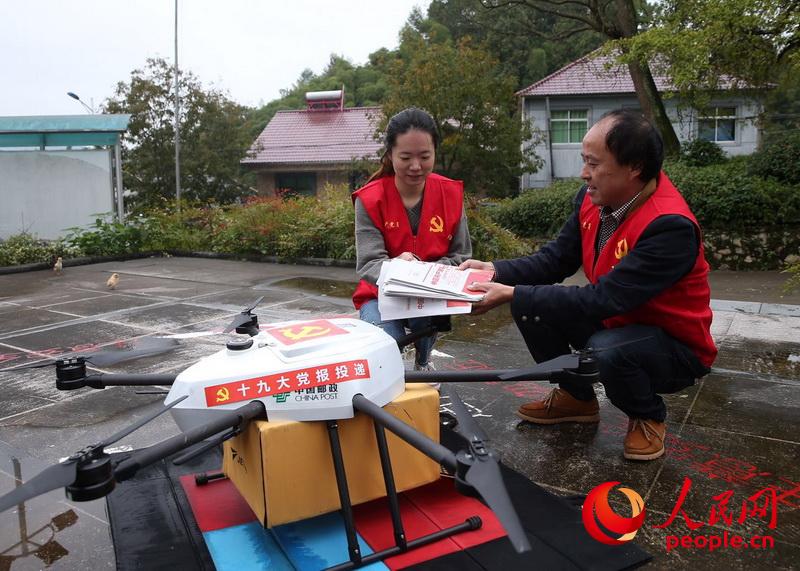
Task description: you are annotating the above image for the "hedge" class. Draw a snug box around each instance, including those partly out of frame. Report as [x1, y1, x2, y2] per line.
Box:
[489, 158, 800, 237]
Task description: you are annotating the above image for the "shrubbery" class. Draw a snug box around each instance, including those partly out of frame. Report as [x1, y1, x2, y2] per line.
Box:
[488, 178, 581, 239]
[0, 233, 80, 266]
[21, 183, 529, 267]
[749, 131, 800, 185]
[680, 139, 727, 167]
[663, 158, 800, 230]
[490, 157, 800, 240]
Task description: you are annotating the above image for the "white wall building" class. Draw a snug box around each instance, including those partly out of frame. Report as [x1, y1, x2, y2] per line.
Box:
[517, 53, 762, 188]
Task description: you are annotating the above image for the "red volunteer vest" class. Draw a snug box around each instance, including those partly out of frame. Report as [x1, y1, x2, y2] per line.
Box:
[351, 173, 464, 309]
[579, 173, 717, 367]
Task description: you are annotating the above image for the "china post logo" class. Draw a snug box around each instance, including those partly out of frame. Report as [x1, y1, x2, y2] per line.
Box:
[582, 481, 646, 545]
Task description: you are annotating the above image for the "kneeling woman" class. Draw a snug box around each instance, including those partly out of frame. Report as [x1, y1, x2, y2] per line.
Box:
[352, 108, 472, 370]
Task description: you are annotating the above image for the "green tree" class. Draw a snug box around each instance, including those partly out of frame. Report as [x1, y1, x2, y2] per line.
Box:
[427, 0, 604, 88]
[105, 58, 254, 208]
[481, 0, 682, 157]
[619, 0, 799, 107]
[383, 34, 539, 197]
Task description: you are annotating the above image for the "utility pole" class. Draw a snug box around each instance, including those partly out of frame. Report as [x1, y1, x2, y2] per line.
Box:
[174, 0, 182, 211]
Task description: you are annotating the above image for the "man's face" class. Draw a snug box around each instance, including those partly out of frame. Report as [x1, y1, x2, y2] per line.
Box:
[580, 118, 642, 208]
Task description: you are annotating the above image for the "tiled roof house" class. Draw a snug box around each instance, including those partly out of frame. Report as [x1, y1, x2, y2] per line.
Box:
[242, 91, 382, 195]
[518, 51, 762, 188]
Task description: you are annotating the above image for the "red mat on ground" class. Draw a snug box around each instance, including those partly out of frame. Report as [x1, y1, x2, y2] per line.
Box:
[353, 477, 507, 570]
[179, 474, 258, 532]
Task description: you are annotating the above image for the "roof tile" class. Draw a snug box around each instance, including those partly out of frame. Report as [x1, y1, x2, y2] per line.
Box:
[242, 106, 383, 165]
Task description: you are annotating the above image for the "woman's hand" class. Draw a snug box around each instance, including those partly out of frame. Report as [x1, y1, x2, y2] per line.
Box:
[466, 282, 514, 315]
[458, 259, 495, 274]
[395, 252, 418, 261]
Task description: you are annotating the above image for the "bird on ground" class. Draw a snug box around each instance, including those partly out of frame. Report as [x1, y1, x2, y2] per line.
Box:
[106, 273, 120, 290]
[53, 257, 63, 275]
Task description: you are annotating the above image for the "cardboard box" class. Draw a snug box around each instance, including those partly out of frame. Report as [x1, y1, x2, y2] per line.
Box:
[223, 383, 441, 527]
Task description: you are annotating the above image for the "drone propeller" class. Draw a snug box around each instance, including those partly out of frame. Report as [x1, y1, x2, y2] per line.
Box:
[0, 336, 180, 373]
[0, 395, 188, 514]
[441, 385, 532, 553]
[222, 296, 265, 334]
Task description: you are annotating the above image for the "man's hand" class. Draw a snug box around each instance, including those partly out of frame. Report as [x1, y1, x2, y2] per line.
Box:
[459, 259, 495, 274]
[467, 281, 514, 315]
[395, 252, 417, 261]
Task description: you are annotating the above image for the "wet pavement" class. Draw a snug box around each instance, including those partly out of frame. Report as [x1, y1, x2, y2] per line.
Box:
[0, 257, 798, 570]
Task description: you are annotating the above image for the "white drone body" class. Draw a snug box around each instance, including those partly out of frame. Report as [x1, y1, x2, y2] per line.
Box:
[167, 318, 405, 432]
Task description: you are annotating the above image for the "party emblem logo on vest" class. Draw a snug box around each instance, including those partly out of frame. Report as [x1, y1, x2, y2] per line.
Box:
[614, 238, 629, 260]
[582, 220, 592, 231]
[384, 221, 400, 229]
[429, 215, 444, 233]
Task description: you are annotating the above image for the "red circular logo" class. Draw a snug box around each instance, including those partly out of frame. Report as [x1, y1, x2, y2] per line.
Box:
[582, 481, 646, 545]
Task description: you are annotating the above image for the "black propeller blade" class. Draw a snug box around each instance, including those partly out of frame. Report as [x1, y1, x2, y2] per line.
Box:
[0, 337, 180, 372]
[0, 461, 78, 514]
[0, 395, 187, 514]
[98, 394, 188, 449]
[498, 353, 580, 382]
[84, 337, 180, 367]
[441, 385, 532, 553]
[223, 296, 265, 333]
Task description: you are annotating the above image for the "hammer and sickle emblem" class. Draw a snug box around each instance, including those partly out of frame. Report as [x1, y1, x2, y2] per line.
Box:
[614, 238, 629, 260]
[216, 387, 230, 403]
[281, 325, 331, 341]
[429, 215, 444, 233]
[582, 220, 592, 231]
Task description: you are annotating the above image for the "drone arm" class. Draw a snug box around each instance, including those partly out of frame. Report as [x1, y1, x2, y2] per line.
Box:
[113, 400, 266, 482]
[55, 359, 178, 391]
[84, 373, 178, 388]
[352, 394, 457, 472]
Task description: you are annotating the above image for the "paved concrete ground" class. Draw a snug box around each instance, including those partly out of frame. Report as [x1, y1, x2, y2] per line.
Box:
[0, 257, 797, 570]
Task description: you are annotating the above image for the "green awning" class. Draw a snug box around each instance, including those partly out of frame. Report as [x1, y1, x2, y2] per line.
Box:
[0, 114, 131, 148]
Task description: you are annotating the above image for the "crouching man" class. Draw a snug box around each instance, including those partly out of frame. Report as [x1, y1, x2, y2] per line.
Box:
[462, 109, 716, 461]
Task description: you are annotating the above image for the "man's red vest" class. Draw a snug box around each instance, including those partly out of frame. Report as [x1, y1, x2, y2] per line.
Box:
[351, 173, 464, 309]
[579, 173, 717, 367]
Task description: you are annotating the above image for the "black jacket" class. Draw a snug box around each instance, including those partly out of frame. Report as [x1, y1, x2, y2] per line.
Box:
[493, 186, 699, 324]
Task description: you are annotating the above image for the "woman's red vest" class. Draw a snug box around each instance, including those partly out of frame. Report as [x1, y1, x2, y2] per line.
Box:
[578, 173, 717, 367]
[351, 173, 464, 309]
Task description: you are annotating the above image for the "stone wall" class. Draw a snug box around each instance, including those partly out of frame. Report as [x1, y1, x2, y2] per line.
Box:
[704, 228, 800, 270]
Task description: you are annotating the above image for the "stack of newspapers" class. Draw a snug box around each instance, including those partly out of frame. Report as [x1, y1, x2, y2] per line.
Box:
[377, 259, 494, 320]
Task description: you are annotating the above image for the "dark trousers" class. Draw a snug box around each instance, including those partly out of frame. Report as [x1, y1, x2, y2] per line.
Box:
[513, 314, 709, 422]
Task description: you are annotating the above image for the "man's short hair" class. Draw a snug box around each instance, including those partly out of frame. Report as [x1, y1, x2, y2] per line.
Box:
[600, 109, 664, 181]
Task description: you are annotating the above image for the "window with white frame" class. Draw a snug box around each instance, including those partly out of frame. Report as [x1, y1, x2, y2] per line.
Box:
[550, 109, 588, 143]
[698, 107, 736, 142]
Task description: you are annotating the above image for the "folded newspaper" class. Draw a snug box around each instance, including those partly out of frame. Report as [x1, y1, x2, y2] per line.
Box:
[377, 259, 494, 320]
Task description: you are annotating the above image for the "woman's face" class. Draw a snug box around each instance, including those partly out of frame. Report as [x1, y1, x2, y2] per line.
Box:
[390, 128, 435, 190]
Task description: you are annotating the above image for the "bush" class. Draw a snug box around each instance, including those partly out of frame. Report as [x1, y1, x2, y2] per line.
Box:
[487, 178, 581, 239]
[138, 205, 220, 252]
[0, 233, 81, 266]
[65, 216, 145, 256]
[663, 159, 800, 230]
[680, 139, 727, 167]
[749, 131, 800, 184]
[466, 202, 532, 260]
[211, 185, 356, 260]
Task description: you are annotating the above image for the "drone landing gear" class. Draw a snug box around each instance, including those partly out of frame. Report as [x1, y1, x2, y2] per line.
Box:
[323, 418, 482, 571]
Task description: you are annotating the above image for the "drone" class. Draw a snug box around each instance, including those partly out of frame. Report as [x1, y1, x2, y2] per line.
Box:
[0, 299, 602, 569]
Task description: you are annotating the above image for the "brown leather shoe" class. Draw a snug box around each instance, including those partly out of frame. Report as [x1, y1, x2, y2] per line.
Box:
[624, 418, 666, 461]
[516, 388, 600, 424]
